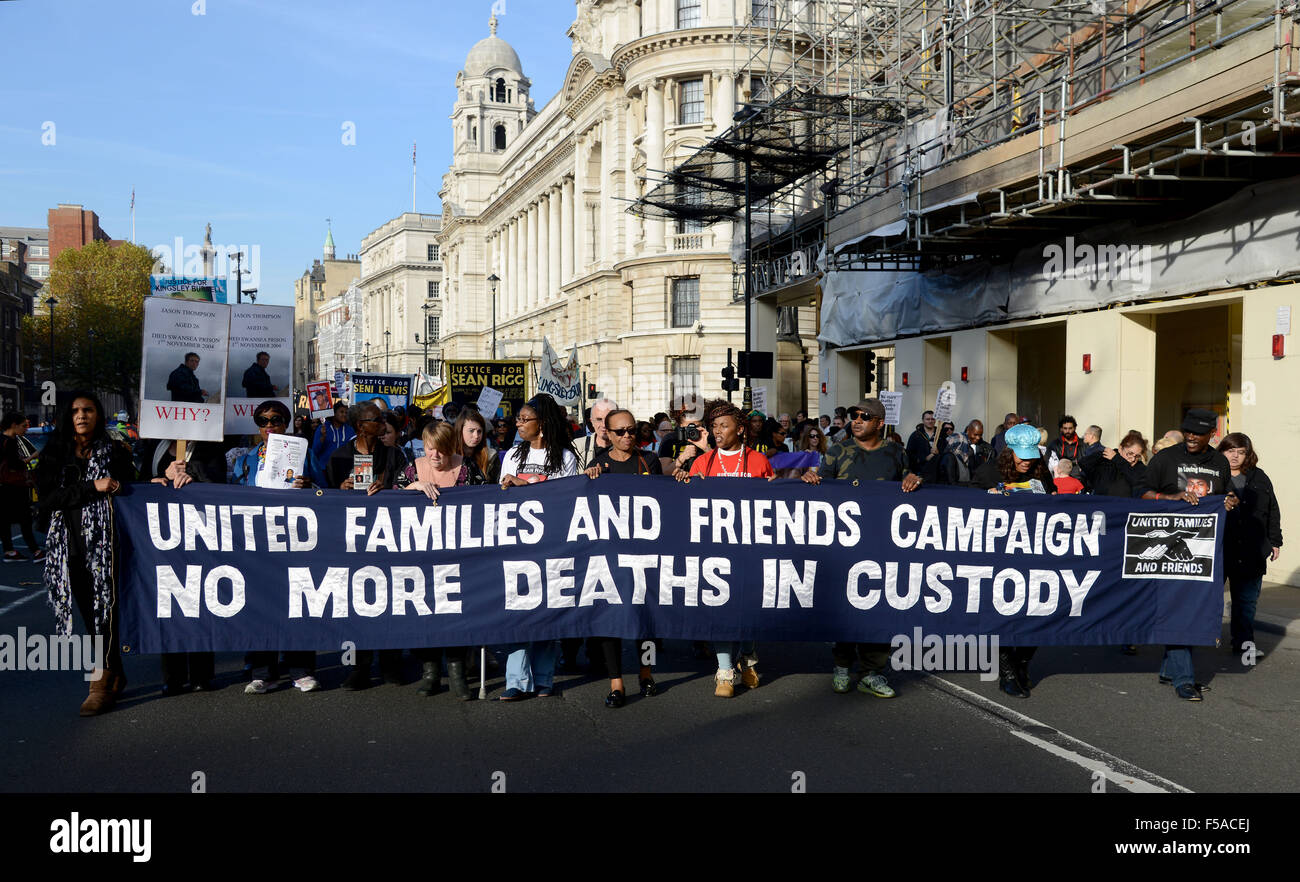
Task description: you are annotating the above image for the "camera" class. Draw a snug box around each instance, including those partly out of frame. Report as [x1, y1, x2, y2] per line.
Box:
[674, 424, 701, 443]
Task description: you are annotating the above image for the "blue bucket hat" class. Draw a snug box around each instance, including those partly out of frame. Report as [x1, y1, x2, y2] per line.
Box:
[1005, 423, 1041, 459]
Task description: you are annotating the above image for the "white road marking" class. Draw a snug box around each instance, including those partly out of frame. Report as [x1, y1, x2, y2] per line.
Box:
[0, 591, 43, 617]
[921, 673, 1193, 794]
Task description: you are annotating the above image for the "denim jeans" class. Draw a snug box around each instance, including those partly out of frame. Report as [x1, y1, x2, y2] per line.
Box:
[715, 641, 756, 671]
[1228, 574, 1264, 651]
[1160, 646, 1195, 689]
[504, 641, 558, 692]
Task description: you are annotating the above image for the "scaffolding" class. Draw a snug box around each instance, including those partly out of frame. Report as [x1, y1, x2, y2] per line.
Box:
[723, 0, 1300, 273]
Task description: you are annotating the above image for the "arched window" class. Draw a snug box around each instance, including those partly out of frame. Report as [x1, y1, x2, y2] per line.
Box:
[495, 78, 507, 102]
[494, 124, 507, 150]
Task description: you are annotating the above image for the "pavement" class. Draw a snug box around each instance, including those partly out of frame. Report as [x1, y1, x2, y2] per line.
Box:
[1, 554, 1298, 793]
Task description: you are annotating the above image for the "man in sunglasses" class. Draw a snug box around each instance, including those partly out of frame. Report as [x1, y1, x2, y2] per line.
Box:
[803, 397, 921, 699]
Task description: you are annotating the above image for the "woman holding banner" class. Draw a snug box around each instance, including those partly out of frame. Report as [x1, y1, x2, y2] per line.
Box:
[232, 400, 321, 693]
[676, 399, 774, 698]
[583, 407, 662, 708]
[972, 423, 1057, 699]
[498, 394, 579, 700]
[36, 392, 137, 716]
[403, 421, 486, 699]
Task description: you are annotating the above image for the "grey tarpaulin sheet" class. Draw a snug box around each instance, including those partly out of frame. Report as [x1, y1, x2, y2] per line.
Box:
[819, 175, 1300, 346]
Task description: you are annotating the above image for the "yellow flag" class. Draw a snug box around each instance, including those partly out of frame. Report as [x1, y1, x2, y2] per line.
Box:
[415, 383, 449, 409]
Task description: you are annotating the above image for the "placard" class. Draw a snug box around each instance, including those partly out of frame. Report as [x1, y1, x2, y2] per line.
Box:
[350, 373, 412, 409]
[139, 297, 229, 441]
[307, 381, 334, 418]
[447, 360, 527, 419]
[879, 391, 903, 426]
[254, 434, 307, 489]
[934, 381, 957, 424]
[751, 386, 768, 415]
[225, 304, 294, 435]
[476, 386, 504, 419]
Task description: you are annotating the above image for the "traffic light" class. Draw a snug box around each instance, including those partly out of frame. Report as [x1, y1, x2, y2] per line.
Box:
[864, 353, 876, 391]
[587, 383, 597, 398]
[721, 364, 740, 392]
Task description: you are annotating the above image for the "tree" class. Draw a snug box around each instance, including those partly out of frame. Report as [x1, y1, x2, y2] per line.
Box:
[22, 241, 153, 413]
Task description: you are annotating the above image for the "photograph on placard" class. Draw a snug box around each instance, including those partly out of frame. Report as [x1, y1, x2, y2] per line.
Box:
[138, 297, 229, 441]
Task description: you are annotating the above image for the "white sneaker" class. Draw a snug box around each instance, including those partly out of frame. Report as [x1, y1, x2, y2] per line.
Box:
[244, 679, 271, 694]
[293, 675, 320, 692]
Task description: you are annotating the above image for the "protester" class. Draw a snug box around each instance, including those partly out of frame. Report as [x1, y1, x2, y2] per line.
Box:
[583, 408, 662, 707]
[803, 398, 919, 698]
[1082, 430, 1148, 499]
[1, 412, 42, 562]
[166, 352, 207, 402]
[312, 401, 355, 476]
[498, 394, 579, 699]
[231, 400, 320, 693]
[577, 397, 617, 468]
[906, 410, 939, 477]
[676, 399, 773, 697]
[1053, 459, 1084, 494]
[326, 402, 398, 689]
[746, 410, 774, 455]
[455, 408, 493, 477]
[382, 412, 413, 486]
[36, 392, 136, 715]
[402, 421, 484, 699]
[965, 420, 994, 471]
[972, 423, 1057, 698]
[636, 421, 658, 453]
[148, 438, 220, 695]
[241, 351, 278, 398]
[990, 412, 1018, 454]
[1139, 408, 1238, 701]
[935, 431, 976, 487]
[1218, 433, 1282, 659]
[659, 403, 711, 476]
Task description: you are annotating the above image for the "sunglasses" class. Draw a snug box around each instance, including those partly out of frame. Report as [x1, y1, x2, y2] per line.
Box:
[253, 414, 287, 427]
[608, 427, 635, 436]
[847, 409, 879, 422]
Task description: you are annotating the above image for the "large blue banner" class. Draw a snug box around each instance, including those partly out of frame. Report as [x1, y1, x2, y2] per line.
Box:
[113, 478, 1225, 653]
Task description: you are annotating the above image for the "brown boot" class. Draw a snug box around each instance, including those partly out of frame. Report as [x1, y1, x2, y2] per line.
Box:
[80, 670, 117, 717]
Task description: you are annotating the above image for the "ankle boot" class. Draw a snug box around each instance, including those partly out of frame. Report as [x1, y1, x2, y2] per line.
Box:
[1013, 657, 1033, 695]
[80, 669, 116, 716]
[342, 650, 373, 691]
[447, 659, 470, 700]
[417, 660, 441, 696]
[998, 651, 1028, 699]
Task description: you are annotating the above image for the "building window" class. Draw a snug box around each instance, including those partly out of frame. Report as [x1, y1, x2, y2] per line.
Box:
[751, 75, 771, 103]
[676, 0, 701, 29]
[670, 277, 699, 327]
[428, 314, 440, 342]
[495, 78, 507, 102]
[494, 124, 507, 151]
[752, 0, 776, 26]
[428, 357, 442, 377]
[427, 243, 440, 262]
[670, 357, 700, 409]
[676, 186, 706, 235]
[427, 280, 440, 298]
[679, 78, 705, 125]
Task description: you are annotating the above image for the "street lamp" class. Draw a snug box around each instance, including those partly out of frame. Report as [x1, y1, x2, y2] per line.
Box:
[486, 273, 499, 359]
[44, 296, 57, 424]
[384, 330, 391, 372]
[87, 327, 95, 385]
[415, 333, 428, 376]
[244, 287, 258, 304]
[228, 249, 246, 304]
[365, 342, 371, 369]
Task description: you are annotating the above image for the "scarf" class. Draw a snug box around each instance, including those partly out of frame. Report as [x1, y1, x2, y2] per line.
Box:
[45, 440, 116, 636]
[945, 432, 972, 465]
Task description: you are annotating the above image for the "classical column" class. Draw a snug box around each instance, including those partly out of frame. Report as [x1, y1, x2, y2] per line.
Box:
[561, 176, 575, 282]
[645, 80, 666, 253]
[508, 217, 518, 317]
[573, 133, 587, 274]
[527, 200, 539, 310]
[537, 192, 550, 305]
[598, 117, 612, 264]
[548, 186, 562, 298]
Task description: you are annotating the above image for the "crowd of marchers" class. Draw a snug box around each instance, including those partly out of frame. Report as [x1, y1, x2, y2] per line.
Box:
[0, 387, 1280, 715]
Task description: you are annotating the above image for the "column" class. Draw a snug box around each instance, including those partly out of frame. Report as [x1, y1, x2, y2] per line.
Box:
[508, 218, 518, 317]
[644, 80, 666, 253]
[599, 117, 612, 264]
[561, 177, 575, 282]
[527, 200, 540, 310]
[537, 192, 550, 304]
[574, 133, 588, 274]
[548, 185, 562, 299]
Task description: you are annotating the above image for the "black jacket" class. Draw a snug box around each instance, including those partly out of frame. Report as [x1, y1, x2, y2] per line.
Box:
[906, 425, 938, 476]
[166, 364, 203, 402]
[35, 438, 137, 559]
[241, 362, 275, 398]
[1226, 467, 1283, 577]
[1080, 449, 1146, 498]
[936, 451, 974, 487]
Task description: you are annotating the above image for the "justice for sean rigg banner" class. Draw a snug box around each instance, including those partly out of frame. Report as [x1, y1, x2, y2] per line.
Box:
[113, 478, 1225, 653]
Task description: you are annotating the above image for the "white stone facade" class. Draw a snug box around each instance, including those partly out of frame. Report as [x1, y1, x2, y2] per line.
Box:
[358, 213, 444, 379]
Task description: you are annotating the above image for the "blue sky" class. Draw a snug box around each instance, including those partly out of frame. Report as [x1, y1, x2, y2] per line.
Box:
[0, 0, 579, 304]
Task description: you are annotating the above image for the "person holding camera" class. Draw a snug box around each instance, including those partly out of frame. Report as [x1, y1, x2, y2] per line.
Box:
[658, 405, 711, 475]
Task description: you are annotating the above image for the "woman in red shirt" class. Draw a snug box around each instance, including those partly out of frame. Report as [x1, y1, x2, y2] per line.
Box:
[674, 400, 772, 697]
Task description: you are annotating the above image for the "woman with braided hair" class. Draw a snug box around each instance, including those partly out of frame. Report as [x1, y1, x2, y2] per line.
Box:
[36, 392, 137, 716]
[674, 399, 773, 698]
[498, 394, 579, 699]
